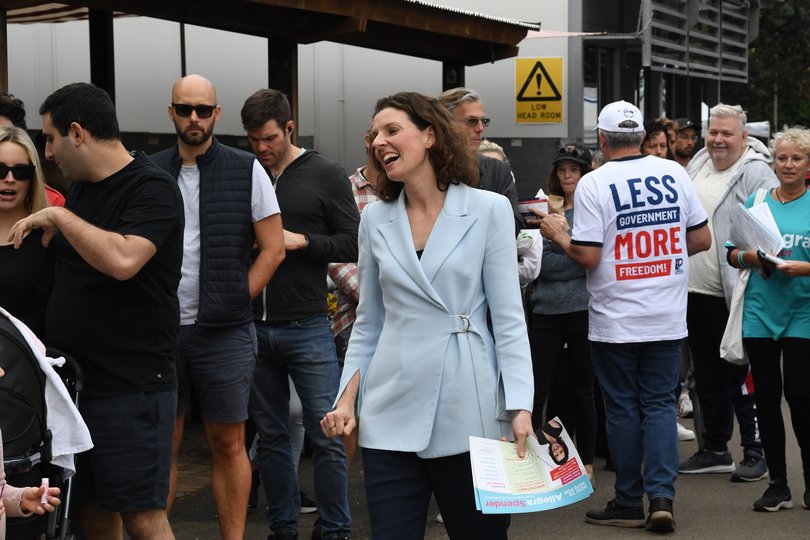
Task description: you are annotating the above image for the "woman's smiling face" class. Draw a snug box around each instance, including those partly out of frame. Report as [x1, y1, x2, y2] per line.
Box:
[371, 107, 433, 182]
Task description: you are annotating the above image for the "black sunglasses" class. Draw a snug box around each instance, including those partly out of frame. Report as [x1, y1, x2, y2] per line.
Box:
[0, 162, 35, 181]
[171, 103, 217, 118]
[558, 145, 584, 159]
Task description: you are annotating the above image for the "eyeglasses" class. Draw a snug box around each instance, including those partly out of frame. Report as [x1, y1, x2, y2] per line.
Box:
[463, 116, 491, 128]
[678, 133, 699, 142]
[171, 103, 217, 118]
[0, 162, 35, 181]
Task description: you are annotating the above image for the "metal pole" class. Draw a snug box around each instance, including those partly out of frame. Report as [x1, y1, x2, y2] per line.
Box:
[180, 23, 186, 77]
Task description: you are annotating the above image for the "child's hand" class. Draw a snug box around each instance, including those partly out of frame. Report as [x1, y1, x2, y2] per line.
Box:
[20, 485, 60, 515]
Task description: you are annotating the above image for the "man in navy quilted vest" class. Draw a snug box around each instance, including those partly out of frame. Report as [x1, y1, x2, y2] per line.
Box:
[151, 74, 285, 540]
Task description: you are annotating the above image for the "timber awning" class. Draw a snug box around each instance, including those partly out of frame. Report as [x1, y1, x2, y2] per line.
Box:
[1, 0, 539, 66]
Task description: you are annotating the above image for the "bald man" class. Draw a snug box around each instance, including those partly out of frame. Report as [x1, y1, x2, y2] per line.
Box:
[151, 75, 285, 539]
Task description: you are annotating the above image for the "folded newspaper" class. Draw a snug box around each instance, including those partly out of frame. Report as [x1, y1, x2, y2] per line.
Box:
[469, 418, 593, 514]
[728, 201, 785, 255]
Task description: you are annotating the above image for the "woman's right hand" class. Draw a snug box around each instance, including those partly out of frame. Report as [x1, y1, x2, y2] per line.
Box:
[321, 371, 360, 439]
[321, 403, 356, 439]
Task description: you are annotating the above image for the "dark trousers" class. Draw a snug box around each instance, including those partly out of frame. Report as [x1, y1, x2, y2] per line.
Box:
[362, 449, 509, 540]
[687, 293, 762, 455]
[528, 310, 596, 464]
[744, 337, 810, 484]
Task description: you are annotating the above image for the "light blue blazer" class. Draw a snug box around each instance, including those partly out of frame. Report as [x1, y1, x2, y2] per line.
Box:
[337, 182, 534, 458]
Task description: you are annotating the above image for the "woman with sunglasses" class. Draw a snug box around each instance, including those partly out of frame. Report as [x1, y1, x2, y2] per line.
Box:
[527, 143, 597, 483]
[0, 126, 52, 336]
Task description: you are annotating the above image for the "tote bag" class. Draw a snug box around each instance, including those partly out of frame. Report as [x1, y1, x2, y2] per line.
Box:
[719, 188, 768, 364]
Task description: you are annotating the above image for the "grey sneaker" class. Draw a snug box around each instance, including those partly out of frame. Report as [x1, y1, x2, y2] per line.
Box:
[753, 481, 793, 512]
[731, 454, 768, 482]
[679, 449, 735, 474]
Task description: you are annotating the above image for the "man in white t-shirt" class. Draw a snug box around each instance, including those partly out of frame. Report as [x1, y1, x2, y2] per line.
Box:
[536, 101, 710, 533]
[151, 75, 285, 540]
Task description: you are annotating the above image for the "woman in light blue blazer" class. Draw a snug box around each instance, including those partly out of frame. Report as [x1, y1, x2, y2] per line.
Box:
[321, 92, 533, 539]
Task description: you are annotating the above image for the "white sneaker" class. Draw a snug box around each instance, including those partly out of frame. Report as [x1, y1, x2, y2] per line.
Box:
[677, 393, 693, 418]
[677, 421, 695, 441]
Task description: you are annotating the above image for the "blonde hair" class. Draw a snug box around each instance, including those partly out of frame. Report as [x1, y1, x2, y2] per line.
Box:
[0, 126, 49, 214]
[769, 126, 810, 158]
[478, 140, 506, 161]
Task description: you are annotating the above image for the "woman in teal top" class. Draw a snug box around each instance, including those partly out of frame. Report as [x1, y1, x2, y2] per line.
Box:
[728, 127, 810, 513]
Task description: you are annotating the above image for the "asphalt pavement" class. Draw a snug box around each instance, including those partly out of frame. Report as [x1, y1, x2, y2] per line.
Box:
[170, 406, 808, 539]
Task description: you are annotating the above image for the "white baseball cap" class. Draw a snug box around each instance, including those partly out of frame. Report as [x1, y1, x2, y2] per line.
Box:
[596, 100, 644, 133]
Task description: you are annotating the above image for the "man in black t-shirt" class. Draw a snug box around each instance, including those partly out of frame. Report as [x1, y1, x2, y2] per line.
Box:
[9, 83, 183, 540]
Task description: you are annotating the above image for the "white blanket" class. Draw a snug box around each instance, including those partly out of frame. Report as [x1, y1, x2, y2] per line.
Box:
[1, 308, 93, 476]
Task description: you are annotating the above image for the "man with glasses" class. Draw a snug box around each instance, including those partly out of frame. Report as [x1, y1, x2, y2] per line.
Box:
[151, 74, 285, 540]
[671, 118, 701, 168]
[439, 87, 521, 231]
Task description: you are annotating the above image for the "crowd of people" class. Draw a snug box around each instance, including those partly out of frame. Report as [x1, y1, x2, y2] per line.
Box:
[0, 77, 808, 540]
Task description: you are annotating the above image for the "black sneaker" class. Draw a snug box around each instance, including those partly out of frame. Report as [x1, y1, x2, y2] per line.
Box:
[678, 448, 735, 474]
[300, 491, 318, 514]
[753, 481, 793, 512]
[646, 497, 675, 533]
[268, 530, 298, 540]
[731, 454, 768, 482]
[803, 490, 809, 510]
[310, 519, 350, 540]
[585, 498, 645, 528]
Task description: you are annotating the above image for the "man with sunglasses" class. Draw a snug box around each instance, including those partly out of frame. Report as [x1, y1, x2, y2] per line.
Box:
[438, 87, 521, 231]
[9, 82, 184, 540]
[151, 75, 285, 540]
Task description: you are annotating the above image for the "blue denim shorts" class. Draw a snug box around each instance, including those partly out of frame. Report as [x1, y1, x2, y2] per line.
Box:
[177, 322, 257, 423]
[74, 390, 175, 513]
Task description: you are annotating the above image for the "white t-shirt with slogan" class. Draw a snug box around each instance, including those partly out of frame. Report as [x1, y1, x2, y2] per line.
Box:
[571, 154, 708, 343]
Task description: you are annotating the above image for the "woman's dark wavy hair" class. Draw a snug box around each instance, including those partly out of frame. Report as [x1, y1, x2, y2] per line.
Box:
[549, 439, 570, 466]
[371, 92, 478, 202]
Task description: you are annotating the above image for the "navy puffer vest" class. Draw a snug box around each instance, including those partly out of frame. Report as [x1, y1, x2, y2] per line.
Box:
[150, 137, 255, 326]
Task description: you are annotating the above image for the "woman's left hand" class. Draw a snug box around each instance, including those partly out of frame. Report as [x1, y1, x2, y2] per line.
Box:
[20, 485, 60, 515]
[511, 410, 533, 458]
[776, 260, 810, 277]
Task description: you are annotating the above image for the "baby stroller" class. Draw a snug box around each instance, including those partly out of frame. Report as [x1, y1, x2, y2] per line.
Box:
[0, 313, 82, 540]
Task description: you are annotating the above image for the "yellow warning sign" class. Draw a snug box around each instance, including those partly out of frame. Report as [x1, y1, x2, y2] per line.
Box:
[515, 58, 563, 124]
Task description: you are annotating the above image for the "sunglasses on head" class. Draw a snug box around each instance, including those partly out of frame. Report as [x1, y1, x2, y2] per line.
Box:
[171, 103, 216, 118]
[558, 145, 584, 158]
[463, 116, 491, 128]
[0, 162, 35, 181]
